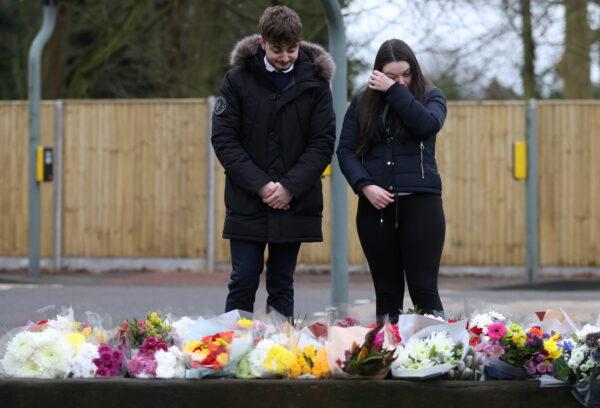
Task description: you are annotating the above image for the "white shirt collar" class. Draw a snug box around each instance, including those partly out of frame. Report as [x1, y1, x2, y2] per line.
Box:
[264, 56, 294, 73]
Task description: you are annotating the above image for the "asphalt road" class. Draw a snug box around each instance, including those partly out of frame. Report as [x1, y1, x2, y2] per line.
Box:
[0, 271, 599, 335]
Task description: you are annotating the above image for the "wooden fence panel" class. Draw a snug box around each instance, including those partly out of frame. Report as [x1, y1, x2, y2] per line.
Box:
[61, 100, 207, 258]
[0, 101, 54, 257]
[538, 101, 600, 266]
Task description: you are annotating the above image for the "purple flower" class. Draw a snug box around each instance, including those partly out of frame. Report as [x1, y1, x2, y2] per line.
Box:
[127, 353, 157, 377]
[526, 361, 537, 375]
[536, 363, 547, 374]
[101, 351, 113, 362]
[527, 334, 543, 348]
[546, 364, 554, 374]
[98, 345, 112, 354]
[485, 344, 506, 358]
[536, 353, 547, 363]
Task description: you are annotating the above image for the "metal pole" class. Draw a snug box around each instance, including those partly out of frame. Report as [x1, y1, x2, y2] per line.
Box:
[526, 99, 538, 283]
[54, 99, 63, 270]
[206, 97, 216, 273]
[321, 0, 348, 306]
[28, 0, 57, 278]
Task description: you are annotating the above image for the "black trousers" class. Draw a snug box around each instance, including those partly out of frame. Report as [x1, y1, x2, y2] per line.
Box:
[224, 239, 301, 318]
[356, 193, 445, 320]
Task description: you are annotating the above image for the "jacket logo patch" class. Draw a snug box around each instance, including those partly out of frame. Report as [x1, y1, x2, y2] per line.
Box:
[214, 96, 227, 115]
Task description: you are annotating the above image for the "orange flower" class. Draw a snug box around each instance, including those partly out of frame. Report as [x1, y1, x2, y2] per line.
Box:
[527, 327, 544, 338]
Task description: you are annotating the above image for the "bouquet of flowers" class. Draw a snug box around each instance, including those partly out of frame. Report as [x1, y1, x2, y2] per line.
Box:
[289, 344, 330, 379]
[175, 310, 253, 379]
[479, 322, 563, 380]
[0, 308, 119, 379]
[126, 336, 184, 379]
[328, 324, 398, 378]
[391, 321, 469, 379]
[235, 312, 295, 379]
[117, 311, 173, 349]
[553, 323, 600, 407]
[467, 310, 506, 347]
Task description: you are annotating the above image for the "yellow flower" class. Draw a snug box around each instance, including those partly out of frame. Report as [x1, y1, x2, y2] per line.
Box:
[81, 327, 92, 337]
[304, 345, 316, 359]
[289, 360, 301, 379]
[184, 340, 202, 353]
[512, 332, 526, 348]
[544, 340, 562, 360]
[237, 318, 254, 330]
[65, 332, 86, 353]
[148, 312, 160, 321]
[216, 352, 229, 366]
[263, 345, 294, 376]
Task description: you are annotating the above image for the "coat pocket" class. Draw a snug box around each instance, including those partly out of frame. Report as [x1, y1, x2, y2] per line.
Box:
[224, 178, 263, 216]
[291, 181, 323, 216]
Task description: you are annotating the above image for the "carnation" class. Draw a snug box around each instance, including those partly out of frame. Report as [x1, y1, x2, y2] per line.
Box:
[155, 346, 185, 379]
[69, 343, 99, 378]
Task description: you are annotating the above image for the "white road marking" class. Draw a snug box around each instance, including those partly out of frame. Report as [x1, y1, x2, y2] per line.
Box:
[0, 284, 64, 290]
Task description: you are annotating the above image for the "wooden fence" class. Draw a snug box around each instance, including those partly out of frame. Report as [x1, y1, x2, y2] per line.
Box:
[1, 99, 599, 269]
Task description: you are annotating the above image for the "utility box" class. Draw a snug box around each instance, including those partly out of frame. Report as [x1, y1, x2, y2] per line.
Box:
[36, 146, 53, 182]
[513, 141, 527, 181]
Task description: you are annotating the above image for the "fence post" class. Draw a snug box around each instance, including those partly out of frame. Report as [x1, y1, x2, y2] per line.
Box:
[53, 99, 63, 270]
[526, 99, 538, 283]
[206, 97, 216, 272]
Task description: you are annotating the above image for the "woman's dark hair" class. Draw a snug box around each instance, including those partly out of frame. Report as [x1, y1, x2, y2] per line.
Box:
[356, 39, 429, 156]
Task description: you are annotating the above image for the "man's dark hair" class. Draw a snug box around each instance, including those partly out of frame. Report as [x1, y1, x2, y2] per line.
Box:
[259, 6, 302, 46]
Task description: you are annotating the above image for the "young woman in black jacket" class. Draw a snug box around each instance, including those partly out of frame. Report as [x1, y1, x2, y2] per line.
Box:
[337, 39, 448, 322]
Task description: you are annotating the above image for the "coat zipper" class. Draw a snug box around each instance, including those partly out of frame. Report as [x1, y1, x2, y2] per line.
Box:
[419, 141, 425, 179]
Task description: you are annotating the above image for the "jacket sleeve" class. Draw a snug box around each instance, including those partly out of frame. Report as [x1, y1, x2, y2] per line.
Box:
[211, 72, 271, 193]
[336, 96, 374, 195]
[278, 84, 336, 197]
[385, 83, 447, 140]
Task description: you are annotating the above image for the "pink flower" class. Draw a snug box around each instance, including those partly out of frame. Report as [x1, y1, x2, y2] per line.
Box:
[486, 322, 507, 340]
[374, 331, 384, 347]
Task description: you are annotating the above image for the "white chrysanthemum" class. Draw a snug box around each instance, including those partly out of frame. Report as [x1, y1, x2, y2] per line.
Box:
[247, 339, 277, 378]
[31, 329, 72, 378]
[5, 331, 38, 361]
[428, 332, 454, 361]
[407, 338, 430, 362]
[470, 313, 494, 330]
[568, 345, 588, 369]
[576, 324, 600, 342]
[69, 343, 99, 378]
[487, 311, 506, 322]
[407, 359, 435, 370]
[156, 346, 185, 379]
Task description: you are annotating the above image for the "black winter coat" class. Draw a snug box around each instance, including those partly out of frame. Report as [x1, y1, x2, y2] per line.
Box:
[337, 83, 447, 196]
[211, 35, 336, 243]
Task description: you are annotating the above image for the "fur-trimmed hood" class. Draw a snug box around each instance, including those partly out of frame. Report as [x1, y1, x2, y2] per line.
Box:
[229, 34, 335, 82]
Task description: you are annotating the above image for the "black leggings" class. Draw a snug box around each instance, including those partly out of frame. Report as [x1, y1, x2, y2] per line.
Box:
[356, 193, 445, 321]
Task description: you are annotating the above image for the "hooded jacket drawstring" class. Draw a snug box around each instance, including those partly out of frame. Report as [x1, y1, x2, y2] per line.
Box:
[378, 196, 399, 229]
[395, 198, 399, 229]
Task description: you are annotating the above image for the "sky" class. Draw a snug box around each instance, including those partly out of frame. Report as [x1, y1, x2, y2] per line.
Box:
[344, 0, 599, 98]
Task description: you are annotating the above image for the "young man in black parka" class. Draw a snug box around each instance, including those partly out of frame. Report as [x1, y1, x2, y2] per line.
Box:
[211, 6, 336, 318]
